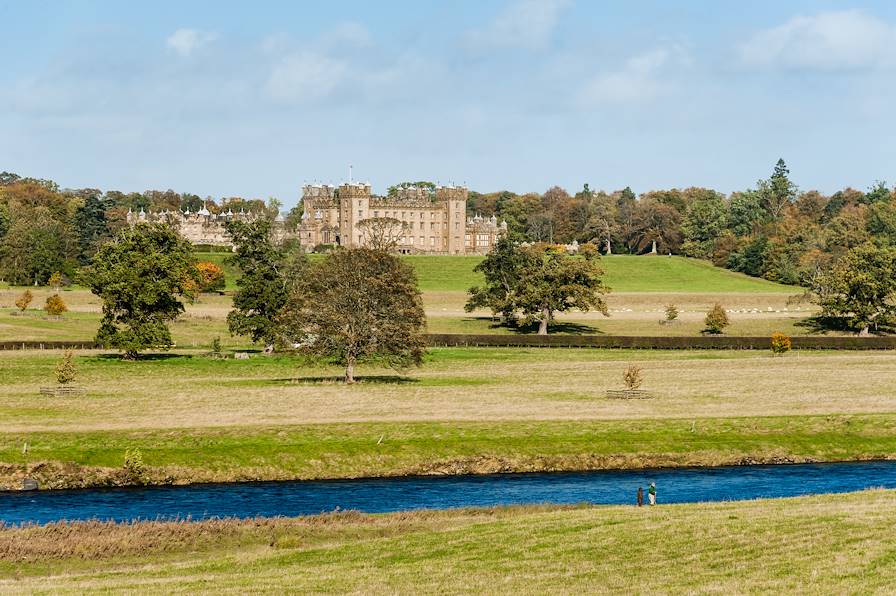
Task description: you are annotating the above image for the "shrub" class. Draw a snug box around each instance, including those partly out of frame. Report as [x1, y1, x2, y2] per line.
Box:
[15, 289, 33, 312]
[623, 364, 643, 390]
[48, 271, 63, 291]
[703, 303, 729, 334]
[771, 332, 792, 355]
[665, 304, 679, 322]
[123, 448, 147, 484]
[55, 350, 77, 385]
[211, 336, 223, 353]
[195, 261, 226, 292]
[44, 294, 68, 316]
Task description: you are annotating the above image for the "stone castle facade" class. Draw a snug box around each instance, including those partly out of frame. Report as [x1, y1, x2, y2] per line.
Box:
[126, 206, 287, 247]
[126, 181, 505, 255]
[299, 182, 505, 255]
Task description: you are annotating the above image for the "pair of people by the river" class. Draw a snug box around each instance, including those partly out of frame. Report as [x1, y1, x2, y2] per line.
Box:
[636, 482, 656, 506]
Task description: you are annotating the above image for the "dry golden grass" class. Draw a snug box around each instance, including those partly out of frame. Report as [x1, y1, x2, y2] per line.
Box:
[3, 491, 896, 594]
[0, 287, 820, 343]
[2, 348, 896, 432]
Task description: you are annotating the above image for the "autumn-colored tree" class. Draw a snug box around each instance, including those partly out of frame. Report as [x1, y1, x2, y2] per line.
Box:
[623, 364, 643, 390]
[278, 248, 426, 383]
[15, 289, 33, 312]
[55, 350, 77, 385]
[770, 332, 792, 355]
[703, 303, 729, 334]
[48, 271, 63, 292]
[44, 293, 68, 316]
[195, 261, 226, 292]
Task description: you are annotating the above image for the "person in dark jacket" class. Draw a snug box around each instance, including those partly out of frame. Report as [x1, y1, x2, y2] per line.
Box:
[636, 486, 644, 507]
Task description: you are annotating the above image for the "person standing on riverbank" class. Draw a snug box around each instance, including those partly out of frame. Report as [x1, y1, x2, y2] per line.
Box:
[637, 486, 644, 506]
[648, 482, 656, 505]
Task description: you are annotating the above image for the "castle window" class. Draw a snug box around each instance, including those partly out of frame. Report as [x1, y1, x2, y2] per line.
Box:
[402, 211, 406, 219]
[419, 236, 424, 245]
[430, 237, 435, 246]
[358, 210, 363, 217]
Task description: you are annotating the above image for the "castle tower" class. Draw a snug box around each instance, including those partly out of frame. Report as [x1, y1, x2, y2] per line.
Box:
[337, 182, 371, 247]
[438, 185, 467, 255]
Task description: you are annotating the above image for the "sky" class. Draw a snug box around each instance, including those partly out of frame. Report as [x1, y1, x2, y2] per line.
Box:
[2, 0, 896, 208]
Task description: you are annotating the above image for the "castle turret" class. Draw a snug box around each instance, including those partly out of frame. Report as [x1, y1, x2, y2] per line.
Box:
[437, 185, 467, 255]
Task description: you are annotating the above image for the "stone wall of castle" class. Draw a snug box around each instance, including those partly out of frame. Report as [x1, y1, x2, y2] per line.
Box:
[299, 182, 506, 255]
[126, 181, 507, 255]
[125, 207, 296, 248]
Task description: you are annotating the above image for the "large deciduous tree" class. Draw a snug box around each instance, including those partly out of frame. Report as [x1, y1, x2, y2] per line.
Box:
[357, 217, 407, 251]
[225, 219, 303, 348]
[466, 235, 530, 323]
[807, 243, 896, 335]
[466, 239, 609, 335]
[279, 248, 426, 383]
[84, 222, 198, 359]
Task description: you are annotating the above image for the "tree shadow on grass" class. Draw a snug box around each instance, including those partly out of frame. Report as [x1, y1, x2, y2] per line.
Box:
[92, 352, 194, 361]
[465, 316, 603, 335]
[232, 375, 419, 387]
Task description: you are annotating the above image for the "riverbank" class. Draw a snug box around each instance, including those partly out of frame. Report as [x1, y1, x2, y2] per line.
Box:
[3, 490, 895, 593]
[4, 415, 896, 490]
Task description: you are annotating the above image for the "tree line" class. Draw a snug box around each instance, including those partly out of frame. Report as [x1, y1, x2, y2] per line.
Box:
[0, 172, 290, 286]
[467, 159, 896, 286]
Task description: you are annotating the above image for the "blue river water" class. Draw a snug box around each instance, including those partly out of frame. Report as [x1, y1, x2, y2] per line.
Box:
[2, 460, 895, 525]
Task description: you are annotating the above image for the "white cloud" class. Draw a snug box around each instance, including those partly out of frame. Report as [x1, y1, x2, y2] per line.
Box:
[329, 22, 372, 48]
[739, 10, 896, 71]
[465, 0, 570, 51]
[578, 46, 686, 106]
[166, 28, 217, 57]
[266, 51, 348, 102]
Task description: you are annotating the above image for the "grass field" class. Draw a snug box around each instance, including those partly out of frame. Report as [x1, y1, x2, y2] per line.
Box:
[3, 490, 896, 593]
[3, 347, 896, 488]
[0, 253, 810, 344]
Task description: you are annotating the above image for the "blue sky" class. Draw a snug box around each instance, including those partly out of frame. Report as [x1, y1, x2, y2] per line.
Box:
[2, 1, 895, 207]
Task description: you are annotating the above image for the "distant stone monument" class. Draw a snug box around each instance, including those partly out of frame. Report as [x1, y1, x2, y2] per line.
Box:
[650, 240, 657, 254]
[605, 239, 612, 255]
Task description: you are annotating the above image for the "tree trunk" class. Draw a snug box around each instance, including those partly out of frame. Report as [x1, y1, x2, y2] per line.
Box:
[345, 358, 355, 384]
[538, 307, 551, 335]
[859, 325, 870, 337]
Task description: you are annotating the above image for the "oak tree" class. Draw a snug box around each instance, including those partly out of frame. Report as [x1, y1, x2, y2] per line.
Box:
[279, 248, 426, 383]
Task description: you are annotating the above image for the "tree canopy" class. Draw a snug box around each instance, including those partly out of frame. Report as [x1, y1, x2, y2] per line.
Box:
[279, 248, 426, 383]
[225, 219, 303, 347]
[466, 239, 609, 334]
[807, 243, 896, 335]
[84, 222, 198, 358]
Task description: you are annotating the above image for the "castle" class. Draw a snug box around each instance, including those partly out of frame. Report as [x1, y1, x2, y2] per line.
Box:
[127, 182, 506, 255]
[299, 182, 505, 255]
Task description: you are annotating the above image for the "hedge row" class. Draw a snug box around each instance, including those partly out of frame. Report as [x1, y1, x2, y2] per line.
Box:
[425, 334, 896, 350]
[3, 335, 896, 351]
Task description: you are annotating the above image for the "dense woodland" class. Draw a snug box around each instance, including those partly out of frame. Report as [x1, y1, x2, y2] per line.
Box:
[2, 160, 895, 288]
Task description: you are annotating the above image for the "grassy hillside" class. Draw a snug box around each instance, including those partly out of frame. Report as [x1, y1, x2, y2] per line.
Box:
[127, 252, 797, 295]
[5, 491, 896, 593]
[401, 255, 795, 293]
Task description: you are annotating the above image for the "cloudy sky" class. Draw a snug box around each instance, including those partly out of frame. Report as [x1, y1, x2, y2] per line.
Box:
[2, 0, 895, 207]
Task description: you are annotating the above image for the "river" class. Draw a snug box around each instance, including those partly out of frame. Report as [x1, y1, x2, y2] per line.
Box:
[3, 461, 894, 525]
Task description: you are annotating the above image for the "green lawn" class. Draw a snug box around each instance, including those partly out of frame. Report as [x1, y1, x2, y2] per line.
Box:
[4, 415, 895, 489]
[4, 491, 896, 593]
[3, 347, 896, 489]
[401, 254, 796, 293]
